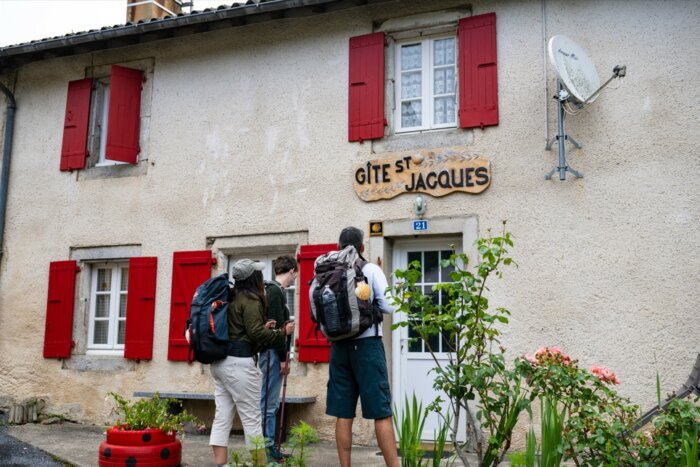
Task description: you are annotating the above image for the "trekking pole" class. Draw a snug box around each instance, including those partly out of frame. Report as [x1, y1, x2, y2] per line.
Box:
[275, 337, 292, 451]
[263, 349, 271, 440]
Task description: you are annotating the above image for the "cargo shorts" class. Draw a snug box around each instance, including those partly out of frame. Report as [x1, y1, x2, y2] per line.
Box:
[325, 337, 392, 420]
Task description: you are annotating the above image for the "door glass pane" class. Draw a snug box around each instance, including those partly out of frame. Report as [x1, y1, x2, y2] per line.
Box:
[440, 251, 455, 281]
[407, 251, 422, 280]
[401, 100, 422, 128]
[95, 295, 110, 318]
[408, 321, 422, 352]
[401, 43, 422, 70]
[424, 251, 439, 283]
[93, 321, 109, 344]
[97, 269, 111, 292]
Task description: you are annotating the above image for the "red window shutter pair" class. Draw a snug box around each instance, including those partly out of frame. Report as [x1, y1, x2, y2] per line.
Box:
[167, 251, 216, 361]
[347, 13, 498, 140]
[59, 65, 143, 171]
[43, 257, 158, 360]
[295, 244, 336, 363]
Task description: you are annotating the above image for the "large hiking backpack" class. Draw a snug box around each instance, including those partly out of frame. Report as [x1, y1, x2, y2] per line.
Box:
[309, 245, 380, 342]
[185, 273, 231, 364]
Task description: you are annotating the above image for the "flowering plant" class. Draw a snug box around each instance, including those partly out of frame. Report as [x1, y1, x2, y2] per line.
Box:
[107, 392, 202, 435]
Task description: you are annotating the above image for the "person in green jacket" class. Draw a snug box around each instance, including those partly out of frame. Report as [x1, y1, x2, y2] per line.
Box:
[210, 259, 295, 467]
[260, 255, 297, 462]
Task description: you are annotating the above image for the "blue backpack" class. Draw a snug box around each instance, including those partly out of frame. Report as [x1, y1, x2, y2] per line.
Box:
[185, 273, 232, 364]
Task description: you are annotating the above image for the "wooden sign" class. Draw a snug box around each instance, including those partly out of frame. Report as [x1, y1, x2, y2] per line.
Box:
[353, 149, 491, 201]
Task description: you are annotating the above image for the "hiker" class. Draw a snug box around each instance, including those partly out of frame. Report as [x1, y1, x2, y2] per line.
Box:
[260, 255, 297, 462]
[209, 259, 295, 467]
[325, 227, 400, 467]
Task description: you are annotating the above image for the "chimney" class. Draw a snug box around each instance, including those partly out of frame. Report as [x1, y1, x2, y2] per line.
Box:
[127, 0, 182, 23]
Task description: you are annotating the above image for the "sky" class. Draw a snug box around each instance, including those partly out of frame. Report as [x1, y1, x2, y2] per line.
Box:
[0, 0, 229, 47]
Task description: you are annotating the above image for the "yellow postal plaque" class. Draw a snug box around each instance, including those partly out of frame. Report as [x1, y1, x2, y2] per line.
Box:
[353, 149, 491, 201]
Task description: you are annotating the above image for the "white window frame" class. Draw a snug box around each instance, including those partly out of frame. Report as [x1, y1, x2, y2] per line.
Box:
[228, 253, 297, 321]
[395, 34, 458, 133]
[87, 262, 129, 355]
[89, 78, 128, 168]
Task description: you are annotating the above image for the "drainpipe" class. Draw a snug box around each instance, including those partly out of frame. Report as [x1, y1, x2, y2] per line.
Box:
[0, 81, 16, 262]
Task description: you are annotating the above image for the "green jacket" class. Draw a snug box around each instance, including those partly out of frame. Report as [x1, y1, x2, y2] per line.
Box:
[265, 280, 290, 361]
[228, 293, 285, 354]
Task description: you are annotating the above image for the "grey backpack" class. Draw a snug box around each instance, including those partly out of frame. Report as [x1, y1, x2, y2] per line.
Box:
[309, 246, 380, 341]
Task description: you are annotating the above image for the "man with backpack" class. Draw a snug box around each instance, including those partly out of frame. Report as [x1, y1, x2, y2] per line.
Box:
[260, 255, 297, 463]
[319, 227, 400, 467]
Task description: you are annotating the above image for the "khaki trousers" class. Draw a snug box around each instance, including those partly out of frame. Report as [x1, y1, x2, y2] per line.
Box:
[209, 355, 263, 447]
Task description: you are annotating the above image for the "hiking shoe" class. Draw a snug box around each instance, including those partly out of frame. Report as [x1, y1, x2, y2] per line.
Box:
[267, 447, 291, 464]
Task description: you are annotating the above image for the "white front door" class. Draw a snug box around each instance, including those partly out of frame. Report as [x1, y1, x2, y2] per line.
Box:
[392, 238, 465, 441]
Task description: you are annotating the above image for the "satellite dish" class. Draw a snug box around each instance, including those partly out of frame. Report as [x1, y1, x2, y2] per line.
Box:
[548, 35, 601, 104]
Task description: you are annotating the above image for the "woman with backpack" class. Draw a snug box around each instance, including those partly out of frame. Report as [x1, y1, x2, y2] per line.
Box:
[210, 259, 295, 467]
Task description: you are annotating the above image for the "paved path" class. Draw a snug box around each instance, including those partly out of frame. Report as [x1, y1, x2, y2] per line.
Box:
[5, 423, 393, 467]
[0, 425, 67, 466]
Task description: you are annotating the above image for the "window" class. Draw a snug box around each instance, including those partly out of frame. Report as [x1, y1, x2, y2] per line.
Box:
[89, 79, 127, 167]
[229, 253, 297, 321]
[396, 36, 457, 132]
[60, 63, 147, 172]
[347, 13, 499, 142]
[87, 262, 129, 354]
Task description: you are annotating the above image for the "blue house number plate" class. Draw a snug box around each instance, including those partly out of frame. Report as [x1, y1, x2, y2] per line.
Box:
[412, 220, 429, 232]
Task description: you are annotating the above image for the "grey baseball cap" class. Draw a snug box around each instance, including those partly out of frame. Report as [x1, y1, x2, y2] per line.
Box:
[230, 259, 265, 281]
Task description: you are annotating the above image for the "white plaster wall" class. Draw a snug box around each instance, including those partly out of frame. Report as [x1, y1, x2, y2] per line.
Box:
[0, 0, 698, 444]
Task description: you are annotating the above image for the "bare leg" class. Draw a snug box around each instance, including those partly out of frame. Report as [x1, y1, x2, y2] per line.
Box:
[375, 416, 399, 467]
[336, 417, 354, 467]
[212, 445, 227, 465]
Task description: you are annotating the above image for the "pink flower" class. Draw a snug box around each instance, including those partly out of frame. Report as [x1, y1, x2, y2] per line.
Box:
[524, 354, 538, 365]
[591, 365, 620, 384]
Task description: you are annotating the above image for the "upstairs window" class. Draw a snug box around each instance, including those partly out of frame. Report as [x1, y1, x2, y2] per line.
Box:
[88, 262, 128, 354]
[396, 36, 457, 132]
[90, 79, 126, 167]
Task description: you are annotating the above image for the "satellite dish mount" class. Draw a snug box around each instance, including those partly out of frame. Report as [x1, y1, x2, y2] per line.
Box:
[545, 36, 626, 180]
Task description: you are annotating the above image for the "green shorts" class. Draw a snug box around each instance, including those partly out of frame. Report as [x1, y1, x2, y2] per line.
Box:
[325, 337, 392, 420]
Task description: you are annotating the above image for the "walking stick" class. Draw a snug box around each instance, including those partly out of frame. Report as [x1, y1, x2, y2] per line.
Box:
[275, 337, 292, 451]
[263, 349, 271, 440]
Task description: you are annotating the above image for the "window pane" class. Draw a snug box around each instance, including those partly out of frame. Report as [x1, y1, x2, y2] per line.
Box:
[434, 96, 456, 124]
[93, 321, 109, 345]
[96, 295, 110, 318]
[434, 38, 455, 66]
[119, 294, 127, 318]
[424, 251, 439, 283]
[401, 43, 422, 70]
[97, 268, 112, 292]
[401, 71, 422, 99]
[401, 101, 422, 128]
[285, 287, 296, 320]
[120, 268, 129, 291]
[117, 320, 126, 345]
[434, 68, 455, 95]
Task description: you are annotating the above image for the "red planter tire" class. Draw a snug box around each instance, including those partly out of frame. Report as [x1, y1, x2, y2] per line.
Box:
[99, 427, 182, 467]
[106, 428, 177, 446]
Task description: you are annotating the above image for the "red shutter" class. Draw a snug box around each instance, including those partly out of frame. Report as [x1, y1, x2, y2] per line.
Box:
[458, 13, 499, 129]
[167, 251, 215, 361]
[295, 244, 336, 363]
[105, 65, 143, 164]
[43, 261, 80, 358]
[348, 32, 386, 142]
[124, 257, 158, 360]
[60, 79, 92, 171]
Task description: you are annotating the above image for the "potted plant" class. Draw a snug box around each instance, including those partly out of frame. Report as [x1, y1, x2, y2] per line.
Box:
[99, 392, 200, 467]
